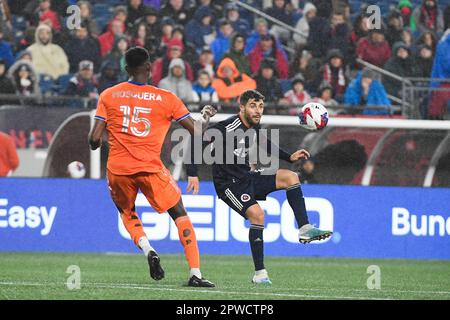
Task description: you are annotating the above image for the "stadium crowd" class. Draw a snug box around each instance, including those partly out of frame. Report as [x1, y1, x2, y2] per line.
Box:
[0, 0, 449, 117]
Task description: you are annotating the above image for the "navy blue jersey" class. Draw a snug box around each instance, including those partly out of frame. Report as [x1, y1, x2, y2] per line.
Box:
[186, 114, 292, 195]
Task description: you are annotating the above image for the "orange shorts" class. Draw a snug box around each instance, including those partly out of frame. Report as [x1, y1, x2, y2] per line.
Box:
[106, 168, 181, 214]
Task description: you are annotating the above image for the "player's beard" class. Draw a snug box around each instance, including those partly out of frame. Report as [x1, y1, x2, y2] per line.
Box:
[244, 112, 261, 127]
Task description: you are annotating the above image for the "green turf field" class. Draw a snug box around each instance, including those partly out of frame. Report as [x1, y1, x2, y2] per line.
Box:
[0, 252, 449, 300]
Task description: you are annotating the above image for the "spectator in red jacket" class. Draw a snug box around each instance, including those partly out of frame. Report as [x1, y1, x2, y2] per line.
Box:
[356, 28, 391, 68]
[249, 34, 288, 79]
[151, 38, 194, 85]
[98, 19, 126, 57]
[0, 132, 19, 177]
[37, 0, 61, 32]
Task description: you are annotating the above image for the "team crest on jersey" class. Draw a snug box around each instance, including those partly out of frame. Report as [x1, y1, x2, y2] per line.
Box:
[241, 194, 251, 202]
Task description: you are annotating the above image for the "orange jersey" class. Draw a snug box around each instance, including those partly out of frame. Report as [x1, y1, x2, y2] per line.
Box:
[95, 81, 190, 175]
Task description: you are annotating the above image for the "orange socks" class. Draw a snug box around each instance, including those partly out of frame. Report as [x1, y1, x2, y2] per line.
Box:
[175, 216, 200, 269]
[122, 213, 200, 270]
[121, 212, 146, 247]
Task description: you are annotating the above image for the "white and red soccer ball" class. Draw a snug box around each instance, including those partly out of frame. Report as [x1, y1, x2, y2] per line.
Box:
[67, 161, 86, 179]
[298, 102, 329, 131]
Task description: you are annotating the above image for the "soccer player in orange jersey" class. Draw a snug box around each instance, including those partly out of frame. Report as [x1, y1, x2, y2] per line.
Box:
[88, 47, 215, 287]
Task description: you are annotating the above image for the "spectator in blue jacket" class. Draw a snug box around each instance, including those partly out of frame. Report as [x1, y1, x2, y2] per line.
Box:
[344, 68, 391, 115]
[211, 20, 234, 65]
[192, 69, 219, 104]
[0, 26, 15, 69]
[245, 18, 269, 54]
[224, 2, 250, 37]
[185, 5, 215, 51]
[427, 30, 450, 119]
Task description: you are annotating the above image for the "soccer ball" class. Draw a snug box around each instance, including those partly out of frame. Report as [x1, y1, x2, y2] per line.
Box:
[298, 102, 329, 131]
[67, 161, 86, 179]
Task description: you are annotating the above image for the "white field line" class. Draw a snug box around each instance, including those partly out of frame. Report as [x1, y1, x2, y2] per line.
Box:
[1, 281, 449, 299]
[0, 281, 390, 300]
[86, 282, 450, 296]
[0, 281, 449, 296]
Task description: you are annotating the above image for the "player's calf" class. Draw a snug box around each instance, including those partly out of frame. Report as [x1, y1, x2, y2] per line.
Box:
[169, 206, 215, 287]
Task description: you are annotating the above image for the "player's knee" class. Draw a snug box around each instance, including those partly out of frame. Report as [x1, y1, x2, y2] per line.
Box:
[246, 207, 265, 225]
[252, 214, 265, 225]
[284, 170, 300, 187]
[167, 200, 187, 221]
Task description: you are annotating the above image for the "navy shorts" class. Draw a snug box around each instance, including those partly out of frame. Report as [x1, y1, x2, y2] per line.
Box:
[216, 171, 277, 219]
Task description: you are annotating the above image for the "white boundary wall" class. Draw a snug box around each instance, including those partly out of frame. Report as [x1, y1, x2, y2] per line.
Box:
[89, 113, 450, 180]
[190, 113, 450, 130]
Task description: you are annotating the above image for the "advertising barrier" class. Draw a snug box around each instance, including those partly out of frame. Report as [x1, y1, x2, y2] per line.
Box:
[0, 178, 449, 260]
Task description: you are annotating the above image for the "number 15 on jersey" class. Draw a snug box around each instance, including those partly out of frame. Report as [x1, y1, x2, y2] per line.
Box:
[120, 105, 152, 137]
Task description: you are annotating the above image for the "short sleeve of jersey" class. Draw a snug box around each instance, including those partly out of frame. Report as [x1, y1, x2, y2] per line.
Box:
[95, 95, 107, 122]
[171, 94, 190, 122]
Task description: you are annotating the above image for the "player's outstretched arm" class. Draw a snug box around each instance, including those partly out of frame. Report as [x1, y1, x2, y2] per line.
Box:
[289, 149, 310, 162]
[178, 105, 217, 136]
[88, 119, 106, 150]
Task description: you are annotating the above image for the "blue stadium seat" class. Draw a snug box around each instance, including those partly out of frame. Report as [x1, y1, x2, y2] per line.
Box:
[96, 16, 110, 32]
[280, 79, 292, 94]
[292, 12, 303, 25]
[349, 0, 362, 14]
[56, 74, 73, 94]
[39, 74, 56, 95]
[93, 4, 111, 17]
[12, 15, 27, 32]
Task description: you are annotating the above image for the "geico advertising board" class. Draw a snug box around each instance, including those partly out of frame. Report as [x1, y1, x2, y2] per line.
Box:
[0, 178, 449, 259]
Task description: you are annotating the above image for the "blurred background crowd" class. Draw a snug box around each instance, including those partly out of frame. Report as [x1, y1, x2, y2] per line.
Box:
[0, 0, 449, 118]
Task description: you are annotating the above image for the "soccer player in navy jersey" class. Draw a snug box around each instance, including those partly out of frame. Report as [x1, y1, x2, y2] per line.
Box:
[186, 90, 332, 284]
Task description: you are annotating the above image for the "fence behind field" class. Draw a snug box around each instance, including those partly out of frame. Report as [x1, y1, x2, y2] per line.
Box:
[357, 58, 450, 119]
[2, 105, 450, 187]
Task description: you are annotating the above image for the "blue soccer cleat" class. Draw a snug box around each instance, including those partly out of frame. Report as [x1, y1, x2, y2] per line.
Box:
[252, 269, 272, 285]
[298, 224, 333, 244]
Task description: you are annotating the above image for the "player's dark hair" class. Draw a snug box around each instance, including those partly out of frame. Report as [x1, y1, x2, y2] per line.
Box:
[125, 47, 150, 69]
[239, 90, 265, 105]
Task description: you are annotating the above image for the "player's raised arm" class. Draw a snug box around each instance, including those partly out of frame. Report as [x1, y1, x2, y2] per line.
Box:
[177, 105, 217, 136]
[258, 131, 294, 163]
